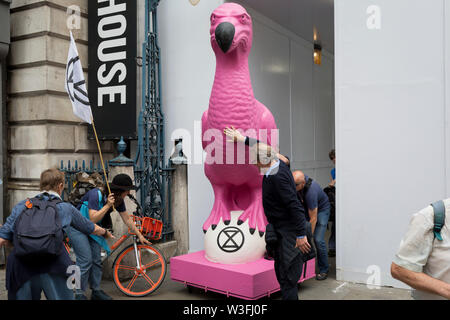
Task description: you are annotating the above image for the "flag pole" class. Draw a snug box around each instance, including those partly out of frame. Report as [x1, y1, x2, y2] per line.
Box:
[90, 116, 115, 211]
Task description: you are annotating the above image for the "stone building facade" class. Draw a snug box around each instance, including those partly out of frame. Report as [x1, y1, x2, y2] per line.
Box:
[6, 0, 114, 213]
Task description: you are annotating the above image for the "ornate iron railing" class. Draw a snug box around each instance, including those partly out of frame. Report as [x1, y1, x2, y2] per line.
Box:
[134, 0, 174, 240]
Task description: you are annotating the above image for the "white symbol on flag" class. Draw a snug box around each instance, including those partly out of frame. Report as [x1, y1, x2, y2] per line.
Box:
[65, 31, 93, 124]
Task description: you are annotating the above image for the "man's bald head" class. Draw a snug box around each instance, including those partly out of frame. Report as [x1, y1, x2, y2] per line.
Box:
[292, 170, 306, 191]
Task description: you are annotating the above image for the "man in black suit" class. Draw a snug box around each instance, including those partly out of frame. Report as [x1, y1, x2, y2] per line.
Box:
[223, 127, 311, 300]
[258, 147, 311, 300]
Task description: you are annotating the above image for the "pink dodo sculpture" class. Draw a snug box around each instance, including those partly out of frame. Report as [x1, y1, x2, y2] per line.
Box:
[201, 3, 278, 236]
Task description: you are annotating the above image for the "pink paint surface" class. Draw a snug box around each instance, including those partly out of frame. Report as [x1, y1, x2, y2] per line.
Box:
[202, 3, 279, 235]
[170, 251, 316, 300]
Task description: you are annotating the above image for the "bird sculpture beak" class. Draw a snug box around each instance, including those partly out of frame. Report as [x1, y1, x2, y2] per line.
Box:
[215, 22, 235, 53]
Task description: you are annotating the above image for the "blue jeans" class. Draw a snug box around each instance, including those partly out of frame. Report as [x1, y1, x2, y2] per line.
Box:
[65, 226, 103, 294]
[15, 273, 74, 300]
[313, 208, 330, 274]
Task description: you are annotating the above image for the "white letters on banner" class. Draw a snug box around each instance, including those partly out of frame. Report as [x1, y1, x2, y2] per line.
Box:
[97, 0, 128, 107]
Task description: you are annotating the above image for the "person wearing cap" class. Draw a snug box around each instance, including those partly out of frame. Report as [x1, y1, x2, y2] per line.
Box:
[65, 173, 150, 300]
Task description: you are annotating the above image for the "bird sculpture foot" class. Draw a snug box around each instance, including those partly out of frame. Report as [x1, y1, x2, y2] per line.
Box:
[237, 202, 267, 237]
[202, 201, 231, 233]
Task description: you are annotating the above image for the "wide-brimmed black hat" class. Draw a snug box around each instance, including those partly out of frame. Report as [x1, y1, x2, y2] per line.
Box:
[110, 174, 137, 191]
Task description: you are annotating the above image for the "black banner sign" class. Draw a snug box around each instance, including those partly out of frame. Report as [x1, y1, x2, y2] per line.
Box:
[88, 0, 137, 140]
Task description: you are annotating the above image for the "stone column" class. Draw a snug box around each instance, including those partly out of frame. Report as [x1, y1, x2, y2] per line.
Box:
[170, 139, 189, 256]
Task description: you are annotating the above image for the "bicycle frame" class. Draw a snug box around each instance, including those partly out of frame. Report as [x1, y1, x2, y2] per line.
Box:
[102, 233, 141, 265]
[109, 233, 134, 253]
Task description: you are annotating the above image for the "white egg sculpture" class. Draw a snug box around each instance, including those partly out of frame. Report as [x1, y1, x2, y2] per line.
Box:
[204, 211, 266, 264]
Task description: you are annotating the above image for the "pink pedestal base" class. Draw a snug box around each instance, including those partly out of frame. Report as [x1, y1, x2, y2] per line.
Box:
[170, 250, 316, 300]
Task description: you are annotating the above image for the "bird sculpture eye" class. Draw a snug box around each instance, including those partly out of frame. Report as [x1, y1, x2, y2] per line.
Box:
[241, 14, 247, 24]
[211, 14, 216, 24]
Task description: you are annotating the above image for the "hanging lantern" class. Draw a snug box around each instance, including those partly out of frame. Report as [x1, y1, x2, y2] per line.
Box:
[314, 43, 322, 65]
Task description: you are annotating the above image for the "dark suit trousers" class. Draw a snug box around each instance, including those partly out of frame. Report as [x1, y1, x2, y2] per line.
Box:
[274, 249, 304, 300]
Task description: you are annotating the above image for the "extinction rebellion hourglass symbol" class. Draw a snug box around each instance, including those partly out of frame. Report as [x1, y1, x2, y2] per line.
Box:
[66, 56, 90, 106]
[217, 227, 245, 253]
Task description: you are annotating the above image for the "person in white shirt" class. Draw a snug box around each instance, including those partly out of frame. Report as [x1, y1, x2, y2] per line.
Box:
[391, 200, 450, 300]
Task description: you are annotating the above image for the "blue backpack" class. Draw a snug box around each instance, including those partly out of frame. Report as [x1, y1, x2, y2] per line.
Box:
[13, 194, 64, 262]
[430, 200, 446, 241]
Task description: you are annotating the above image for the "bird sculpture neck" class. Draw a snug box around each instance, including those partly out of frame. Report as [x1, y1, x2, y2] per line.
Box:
[209, 50, 256, 129]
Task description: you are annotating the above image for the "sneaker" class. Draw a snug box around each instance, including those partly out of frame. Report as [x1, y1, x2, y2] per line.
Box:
[75, 293, 88, 300]
[91, 290, 113, 300]
[328, 249, 336, 257]
[315, 273, 328, 281]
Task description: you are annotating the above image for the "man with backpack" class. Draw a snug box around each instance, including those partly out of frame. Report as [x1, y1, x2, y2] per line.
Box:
[0, 168, 113, 300]
[293, 170, 331, 281]
[391, 200, 450, 300]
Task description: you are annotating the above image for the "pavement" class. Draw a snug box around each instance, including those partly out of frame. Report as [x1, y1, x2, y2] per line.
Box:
[0, 255, 413, 300]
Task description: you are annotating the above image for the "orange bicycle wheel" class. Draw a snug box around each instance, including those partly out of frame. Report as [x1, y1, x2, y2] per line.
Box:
[112, 244, 167, 297]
